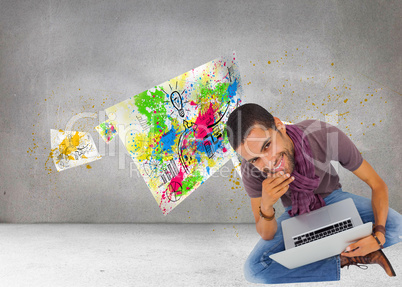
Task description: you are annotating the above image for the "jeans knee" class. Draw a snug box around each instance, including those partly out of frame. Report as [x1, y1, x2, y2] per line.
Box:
[244, 255, 267, 283]
[384, 208, 402, 246]
[243, 255, 275, 284]
[243, 255, 258, 283]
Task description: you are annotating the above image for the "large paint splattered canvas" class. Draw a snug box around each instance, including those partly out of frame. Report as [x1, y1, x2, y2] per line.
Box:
[105, 54, 242, 214]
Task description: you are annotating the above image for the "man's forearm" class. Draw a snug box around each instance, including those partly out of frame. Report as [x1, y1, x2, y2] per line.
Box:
[256, 206, 277, 240]
[371, 182, 389, 242]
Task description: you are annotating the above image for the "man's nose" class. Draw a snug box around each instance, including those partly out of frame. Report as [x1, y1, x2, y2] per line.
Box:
[260, 155, 276, 168]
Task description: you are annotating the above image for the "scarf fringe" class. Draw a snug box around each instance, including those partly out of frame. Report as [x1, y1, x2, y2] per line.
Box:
[285, 124, 325, 216]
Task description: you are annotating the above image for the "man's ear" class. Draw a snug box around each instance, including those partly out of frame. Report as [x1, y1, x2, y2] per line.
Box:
[273, 117, 285, 131]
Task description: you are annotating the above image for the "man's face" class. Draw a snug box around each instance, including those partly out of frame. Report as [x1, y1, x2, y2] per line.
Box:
[236, 121, 295, 176]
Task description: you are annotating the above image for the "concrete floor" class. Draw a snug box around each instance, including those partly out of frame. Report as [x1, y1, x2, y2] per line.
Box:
[0, 224, 400, 287]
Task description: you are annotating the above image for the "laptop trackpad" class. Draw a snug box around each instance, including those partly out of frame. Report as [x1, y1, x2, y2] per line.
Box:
[306, 209, 330, 230]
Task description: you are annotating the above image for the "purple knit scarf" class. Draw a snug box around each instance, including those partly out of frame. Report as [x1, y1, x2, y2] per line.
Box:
[285, 124, 325, 216]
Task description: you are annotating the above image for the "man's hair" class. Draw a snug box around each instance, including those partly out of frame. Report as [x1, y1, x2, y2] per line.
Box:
[225, 103, 276, 151]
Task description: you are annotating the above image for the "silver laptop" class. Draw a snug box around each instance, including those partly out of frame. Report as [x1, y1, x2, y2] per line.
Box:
[269, 198, 372, 269]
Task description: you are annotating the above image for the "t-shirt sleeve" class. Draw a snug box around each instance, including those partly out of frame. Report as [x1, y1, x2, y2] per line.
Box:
[326, 124, 363, 172]
[240, 159, 263, 198]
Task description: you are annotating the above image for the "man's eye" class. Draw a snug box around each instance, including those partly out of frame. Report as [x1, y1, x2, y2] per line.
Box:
[264, 142, 271, 149]
[251, 158, 257, 164]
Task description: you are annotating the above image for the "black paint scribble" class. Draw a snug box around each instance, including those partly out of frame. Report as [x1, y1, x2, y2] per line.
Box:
[167, 181, 182, 202]
[170, 91, 185, 117]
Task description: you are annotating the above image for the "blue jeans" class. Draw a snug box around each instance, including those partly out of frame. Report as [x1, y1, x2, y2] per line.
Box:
[244, 188, 402, 284]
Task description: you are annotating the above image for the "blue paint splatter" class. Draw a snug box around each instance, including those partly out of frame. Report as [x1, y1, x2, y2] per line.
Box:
[195, 152, 201, 163]
[227, 79, 238, 102]
[195, 137, 223, 158]
[160, 126, 177, 154]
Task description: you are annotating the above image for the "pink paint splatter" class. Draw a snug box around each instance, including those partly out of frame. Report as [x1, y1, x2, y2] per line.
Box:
[194, 103, 217, 139]
[172, 169, 185, 185]
[163, 168, 185, 200]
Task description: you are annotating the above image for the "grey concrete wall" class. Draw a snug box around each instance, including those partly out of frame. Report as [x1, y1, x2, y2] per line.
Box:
[0, 0, 400, 223]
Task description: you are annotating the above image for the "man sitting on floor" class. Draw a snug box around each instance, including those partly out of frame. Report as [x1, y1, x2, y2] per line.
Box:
[225, 103, 401, 284]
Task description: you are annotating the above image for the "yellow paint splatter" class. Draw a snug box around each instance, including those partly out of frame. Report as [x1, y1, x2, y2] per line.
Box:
[45, 151, 54, 174]
[57, 132, 83, 161]
[207, 158, 217, 168]
[86, 165, 92, 169]
[344, 99, 348, 103]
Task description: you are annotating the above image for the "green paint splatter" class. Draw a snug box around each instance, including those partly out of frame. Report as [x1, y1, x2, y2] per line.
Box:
[198, 83, 231, 103]
[134, 87, 168, 136]
[222, 128, 230, 145]
[180, 170, 204, 195]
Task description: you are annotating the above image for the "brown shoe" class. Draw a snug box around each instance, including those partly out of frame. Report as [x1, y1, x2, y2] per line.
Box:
[340, 250, 396, 277]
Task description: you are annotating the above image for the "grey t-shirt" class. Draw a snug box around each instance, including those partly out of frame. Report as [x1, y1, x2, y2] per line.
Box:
[241, 120, 363, 207]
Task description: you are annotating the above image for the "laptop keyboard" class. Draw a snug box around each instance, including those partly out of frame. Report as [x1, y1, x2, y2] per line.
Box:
[293, 219, 353, 247]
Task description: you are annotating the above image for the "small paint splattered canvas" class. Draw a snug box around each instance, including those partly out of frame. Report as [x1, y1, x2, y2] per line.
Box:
[50, 129, 102, 171]
[95, 119, 117, 143]
[105, 53, 243, 215]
